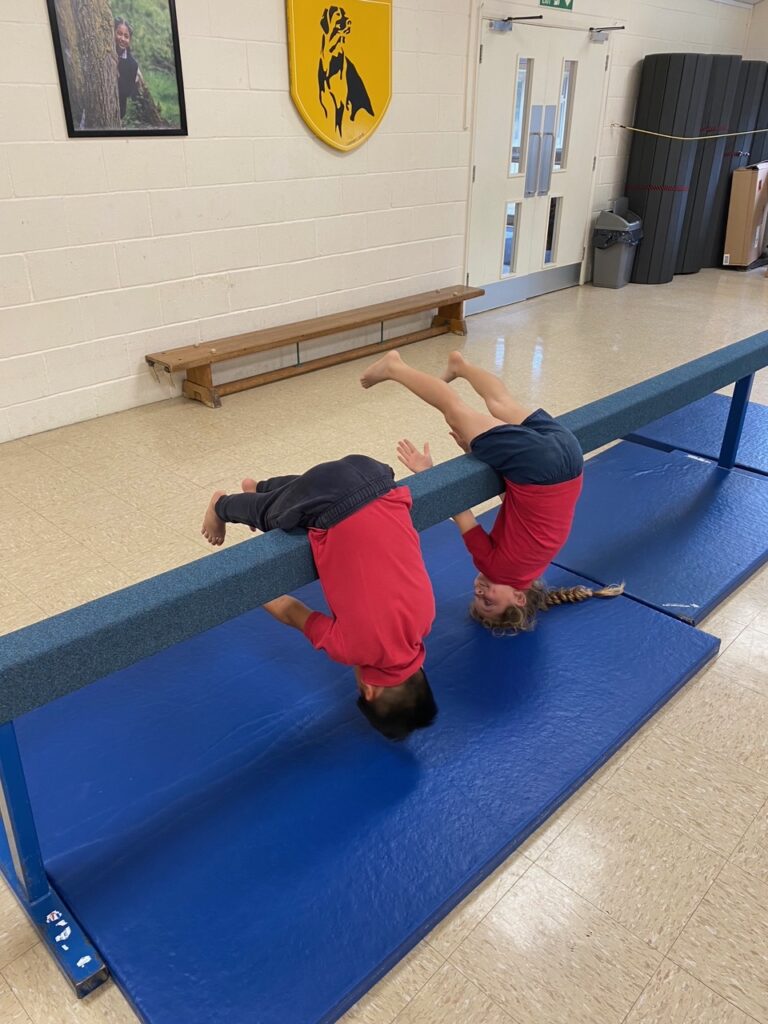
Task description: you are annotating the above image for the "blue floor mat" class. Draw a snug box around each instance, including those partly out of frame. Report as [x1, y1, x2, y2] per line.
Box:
[555, 442, 768, 624]
[14, 518, 717, 1024]
[626, 393, 768, 475]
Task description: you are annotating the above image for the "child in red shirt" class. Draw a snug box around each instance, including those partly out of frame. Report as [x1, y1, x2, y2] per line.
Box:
[201, 455, 437, 739]
[361, 350, 622, 633]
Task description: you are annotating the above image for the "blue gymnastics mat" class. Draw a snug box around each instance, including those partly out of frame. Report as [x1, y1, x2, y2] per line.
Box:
[555, 442, 768, 625]
[626, 393, 768, 475]
[12, 517, 717, 1024]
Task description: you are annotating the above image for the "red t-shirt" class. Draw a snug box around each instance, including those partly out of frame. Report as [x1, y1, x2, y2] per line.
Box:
[302, 487, 435, 687]
[462, 475, 583, 589]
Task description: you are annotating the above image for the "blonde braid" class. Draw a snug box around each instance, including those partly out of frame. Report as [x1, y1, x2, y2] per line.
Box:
[470, 581, 625, 636]
[544, 583, 625, 607]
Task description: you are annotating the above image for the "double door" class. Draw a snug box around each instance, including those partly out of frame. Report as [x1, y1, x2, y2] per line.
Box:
[468, 21, 607, 309]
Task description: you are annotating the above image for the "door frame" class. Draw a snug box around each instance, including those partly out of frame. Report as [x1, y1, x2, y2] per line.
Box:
[463, 2, 616, 314]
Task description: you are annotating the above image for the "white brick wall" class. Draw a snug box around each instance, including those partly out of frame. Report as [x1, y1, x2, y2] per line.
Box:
[0, 0, 756, 438]
[746, 1, 768, 60]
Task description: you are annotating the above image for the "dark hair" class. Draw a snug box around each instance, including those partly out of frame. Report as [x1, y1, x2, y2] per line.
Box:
[356, 669, 437, 741]
[114, 17, 133, 39]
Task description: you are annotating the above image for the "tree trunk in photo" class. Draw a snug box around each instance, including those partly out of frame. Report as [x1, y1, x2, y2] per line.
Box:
[54, 0, 86, 127]
[133, 77, 171, 128]
[72, 0, 120, 130]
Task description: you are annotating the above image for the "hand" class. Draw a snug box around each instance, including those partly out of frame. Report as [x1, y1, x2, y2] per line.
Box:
[397, 439, 433, 474]
[449, 430, 470, 453]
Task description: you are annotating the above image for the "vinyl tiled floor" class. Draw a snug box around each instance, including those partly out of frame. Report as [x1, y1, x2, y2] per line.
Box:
[1, 270, 768, 1024]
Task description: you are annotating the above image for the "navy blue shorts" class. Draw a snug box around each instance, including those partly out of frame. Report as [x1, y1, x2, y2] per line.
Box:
[470, 409, 583, 485]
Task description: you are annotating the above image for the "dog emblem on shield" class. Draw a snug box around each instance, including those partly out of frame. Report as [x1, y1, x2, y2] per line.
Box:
[287, 1, 392, 152]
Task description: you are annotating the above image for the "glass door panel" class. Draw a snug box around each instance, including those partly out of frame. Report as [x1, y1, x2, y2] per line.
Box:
[544, 196, 562, 265]
[509, 58, 532, 176]
[502, 202, 521, 276]
[554, 60, 577, 171]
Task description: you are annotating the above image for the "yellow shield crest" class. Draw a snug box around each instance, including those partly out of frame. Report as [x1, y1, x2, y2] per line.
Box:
[286, 1, 392, 152]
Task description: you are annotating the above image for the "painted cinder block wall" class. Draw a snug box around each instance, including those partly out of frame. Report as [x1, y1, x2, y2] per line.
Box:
[0, 0, 754, 441]
[746, 0, 768, 59]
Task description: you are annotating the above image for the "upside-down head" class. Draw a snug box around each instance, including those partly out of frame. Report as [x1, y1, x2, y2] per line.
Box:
[470, 576, 625, 636]
[356, 668, 438, 741]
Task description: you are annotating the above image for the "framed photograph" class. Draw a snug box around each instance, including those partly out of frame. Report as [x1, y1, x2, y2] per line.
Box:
[46, 0, 187, 137]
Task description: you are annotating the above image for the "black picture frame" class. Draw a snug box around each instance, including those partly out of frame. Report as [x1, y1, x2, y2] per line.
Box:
[46, 0, 188, 138]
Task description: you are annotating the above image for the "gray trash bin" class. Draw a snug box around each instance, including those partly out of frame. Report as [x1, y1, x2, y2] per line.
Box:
[592, 208, 643, 288]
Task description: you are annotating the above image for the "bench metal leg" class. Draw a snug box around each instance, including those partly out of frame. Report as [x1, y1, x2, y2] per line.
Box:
[182, 365, 221, 409]
[718, 373, 754, 469]
[0, 723, 108, 997]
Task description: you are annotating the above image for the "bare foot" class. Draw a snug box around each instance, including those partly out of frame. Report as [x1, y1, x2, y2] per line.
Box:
[360, 350, 403, 389]
[242, 478, 258, 531]
[441, 350, 466, 383]
[201, 490, 227, 546]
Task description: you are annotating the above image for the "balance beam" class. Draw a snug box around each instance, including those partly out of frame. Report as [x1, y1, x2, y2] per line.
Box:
[0, 329, 766, 727]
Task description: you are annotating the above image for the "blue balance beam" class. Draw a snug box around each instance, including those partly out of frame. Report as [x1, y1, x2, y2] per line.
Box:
[0, 328, 767, 726]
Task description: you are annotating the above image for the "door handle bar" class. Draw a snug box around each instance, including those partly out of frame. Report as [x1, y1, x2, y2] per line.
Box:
[524, 105, 543, 198]
[538, 105, 557, 196]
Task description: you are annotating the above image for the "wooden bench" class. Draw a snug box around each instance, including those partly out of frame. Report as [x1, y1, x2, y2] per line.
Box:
[145, 285, 484, 408]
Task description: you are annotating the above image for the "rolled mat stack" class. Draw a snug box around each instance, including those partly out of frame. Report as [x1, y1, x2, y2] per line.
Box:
[624, 53, 768, 283]
[626, 53, 711, 285]
[703, 60, 768, 269]
[676, 55, 741, 276]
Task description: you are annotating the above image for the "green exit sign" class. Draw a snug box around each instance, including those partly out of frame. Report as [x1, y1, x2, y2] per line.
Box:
[541, 0, 574, 9]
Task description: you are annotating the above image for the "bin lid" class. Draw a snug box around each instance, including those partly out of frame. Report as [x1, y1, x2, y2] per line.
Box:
[595, 209, 642, 230]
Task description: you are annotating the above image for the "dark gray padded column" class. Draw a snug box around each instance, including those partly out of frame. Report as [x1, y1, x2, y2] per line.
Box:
[627, 53, 712, 285]
[704, 60, 768, 268]
[748, 70, 768, 165]
[676, 55, 742, 275]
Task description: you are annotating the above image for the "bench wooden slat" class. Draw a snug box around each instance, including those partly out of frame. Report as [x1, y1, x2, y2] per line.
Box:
[184, 326, 448, 403]
[148, 283, 484, 407]
[146, 286, 483, 372]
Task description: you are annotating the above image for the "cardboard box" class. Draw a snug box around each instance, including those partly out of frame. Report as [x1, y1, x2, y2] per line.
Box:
[723, 161, 768, 268]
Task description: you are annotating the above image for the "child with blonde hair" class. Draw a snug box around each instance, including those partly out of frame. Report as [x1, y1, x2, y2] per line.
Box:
[361, 350, 622, 633]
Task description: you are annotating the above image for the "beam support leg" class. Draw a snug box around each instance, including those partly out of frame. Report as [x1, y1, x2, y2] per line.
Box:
[0, 723, 108, 997]
[718, 374, 754, 469]
[0, 722, 49, 903]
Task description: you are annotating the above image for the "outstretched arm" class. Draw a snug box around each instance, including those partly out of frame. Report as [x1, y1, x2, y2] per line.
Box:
[263, 596, 314, 631]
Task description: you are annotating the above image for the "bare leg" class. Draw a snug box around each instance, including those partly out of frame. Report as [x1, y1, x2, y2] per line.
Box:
[360, 350, 504, 447]
[201, 490, 227, 546]
[202, 479, 263, 544]
[443, 351, 532, 425]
